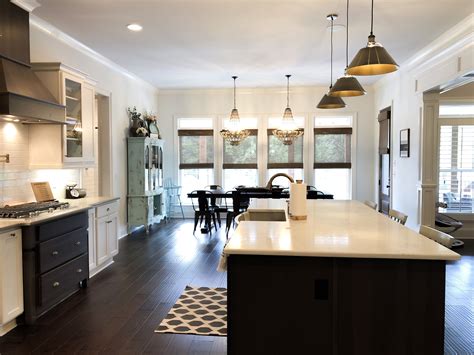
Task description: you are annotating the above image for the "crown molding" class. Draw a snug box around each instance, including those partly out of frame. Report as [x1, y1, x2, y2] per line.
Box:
[373, 14, 474, 90]
[403, 13, 474, 71]
[10, 0, 40, 12]
[29, 14, 157, 92]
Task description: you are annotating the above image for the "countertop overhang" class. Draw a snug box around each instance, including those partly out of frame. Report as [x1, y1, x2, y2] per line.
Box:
[224, 200, 461, 261]
[0, 196, 120, 233]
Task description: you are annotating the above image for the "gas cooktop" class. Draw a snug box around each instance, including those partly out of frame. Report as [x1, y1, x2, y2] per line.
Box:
[0, 200, 70, 218]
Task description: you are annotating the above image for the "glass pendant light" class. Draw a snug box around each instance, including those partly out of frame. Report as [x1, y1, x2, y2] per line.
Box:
[317, 14, 346, 109]
[272, 75, 304, 145]
[220, 76, 250, 146]
[346, 0, 399, 76]
[329, 0, 366, 97]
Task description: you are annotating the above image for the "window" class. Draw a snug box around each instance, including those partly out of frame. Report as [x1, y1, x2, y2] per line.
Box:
[438, 125, 474, 213]
[222, 118, 259, 190]
[267, 117, 304, 187]
[439, 103, 474, 117]
[314, 116, 353, 199]
[178, 118, 214, 202]
[222, 130, 258, 190]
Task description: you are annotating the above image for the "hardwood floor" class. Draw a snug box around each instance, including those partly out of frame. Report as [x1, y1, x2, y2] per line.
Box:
[0, 220, 472, 354]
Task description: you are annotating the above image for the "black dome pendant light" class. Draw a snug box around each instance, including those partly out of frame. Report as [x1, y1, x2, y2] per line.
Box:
[317, 14, 346, 109]
[346, 0, 399, 75]
[329, 0, 366, 97]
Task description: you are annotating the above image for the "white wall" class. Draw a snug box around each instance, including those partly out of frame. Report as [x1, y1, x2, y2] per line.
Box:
[157, 86, 376, 202]
[29, 20, 160, 237]
[373, 14, 474, 232]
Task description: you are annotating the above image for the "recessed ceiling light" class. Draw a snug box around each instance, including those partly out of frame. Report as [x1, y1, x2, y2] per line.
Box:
[127, 23, 143, 32]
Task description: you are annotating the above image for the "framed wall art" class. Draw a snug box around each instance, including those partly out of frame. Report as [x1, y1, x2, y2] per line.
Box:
[400, 128, 410, 158]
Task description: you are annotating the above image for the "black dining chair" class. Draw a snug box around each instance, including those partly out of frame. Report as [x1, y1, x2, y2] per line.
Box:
[190, 190, 218, 234]
[224, 190, 250, 238]
[205, 185, 226, 227]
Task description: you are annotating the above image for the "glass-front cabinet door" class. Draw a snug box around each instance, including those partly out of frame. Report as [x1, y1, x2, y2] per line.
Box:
[62, 72, 95, 165]
[65, 78, 83, 158]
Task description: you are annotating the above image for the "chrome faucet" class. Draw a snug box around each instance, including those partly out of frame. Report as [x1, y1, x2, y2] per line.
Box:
[266, 173, 294, 190]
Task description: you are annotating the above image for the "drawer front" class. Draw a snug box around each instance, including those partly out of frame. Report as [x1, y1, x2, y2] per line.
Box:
[38, 212, 88, 242]
[39, 228, 88, 273]
[39, 254, 88, 311]
[96, 201, 119, 218]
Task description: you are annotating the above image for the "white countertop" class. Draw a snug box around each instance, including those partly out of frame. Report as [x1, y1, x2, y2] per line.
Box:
[0, 196, 119, 233]
[224, 200, 460, 261]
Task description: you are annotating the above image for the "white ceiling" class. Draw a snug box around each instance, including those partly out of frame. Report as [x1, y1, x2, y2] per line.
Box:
[33, 0, 473, 89]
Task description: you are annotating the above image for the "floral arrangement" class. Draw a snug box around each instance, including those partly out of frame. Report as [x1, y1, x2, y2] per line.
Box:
[143, 111, 157, 123]
[127, 107, 161, 138]
[127, 106, 148, 137]
[127, 106, 142, 121]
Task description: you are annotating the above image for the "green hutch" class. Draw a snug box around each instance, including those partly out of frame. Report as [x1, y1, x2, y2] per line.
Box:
[127, 137, 166, 233]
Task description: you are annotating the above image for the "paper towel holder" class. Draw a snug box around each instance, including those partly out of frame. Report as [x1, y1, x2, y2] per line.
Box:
[289, 180, 308, 220]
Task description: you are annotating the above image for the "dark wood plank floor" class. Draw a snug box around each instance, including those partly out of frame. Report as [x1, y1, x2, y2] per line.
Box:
[0, 220, 472, 354]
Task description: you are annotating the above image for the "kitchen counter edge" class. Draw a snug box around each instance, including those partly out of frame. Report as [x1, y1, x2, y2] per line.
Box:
[0, 197, 120, 232]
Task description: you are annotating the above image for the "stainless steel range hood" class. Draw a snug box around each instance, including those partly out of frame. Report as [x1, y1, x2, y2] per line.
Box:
[0, 0, 65, 124]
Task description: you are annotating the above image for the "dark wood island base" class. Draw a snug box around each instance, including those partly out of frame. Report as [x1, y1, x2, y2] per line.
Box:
[227, 255, 445, 355]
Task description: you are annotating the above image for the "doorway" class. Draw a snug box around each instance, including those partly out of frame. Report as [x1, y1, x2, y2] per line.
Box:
[378, 107, 391, 214]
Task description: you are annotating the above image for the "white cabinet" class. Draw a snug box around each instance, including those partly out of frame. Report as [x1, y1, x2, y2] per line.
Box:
[29, 63, 96, 169]
[96, 215, 109, 265]
[107, 212, 119, 257]
[0, 229, 23, 336]
[88, 201, 119, 277]
[87, 209, 97, 271]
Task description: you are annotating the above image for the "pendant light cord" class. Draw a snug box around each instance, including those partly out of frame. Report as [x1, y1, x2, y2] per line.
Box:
[233, 76, 237, 109]
[330, 16, 334, 87]
[346, 0, 349, 68]
[286, 75, 290, 107]
[370, 0, 374, 36]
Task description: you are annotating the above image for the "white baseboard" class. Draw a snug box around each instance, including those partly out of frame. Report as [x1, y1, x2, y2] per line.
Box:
[89, 259, 114, 278]
[0, 319, 17, 336]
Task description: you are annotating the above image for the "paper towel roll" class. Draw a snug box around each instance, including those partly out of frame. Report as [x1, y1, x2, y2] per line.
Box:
[289, 180, 307, 220]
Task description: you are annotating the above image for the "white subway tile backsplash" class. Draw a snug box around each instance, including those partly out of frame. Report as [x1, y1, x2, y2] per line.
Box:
[0, 122, 96, 206]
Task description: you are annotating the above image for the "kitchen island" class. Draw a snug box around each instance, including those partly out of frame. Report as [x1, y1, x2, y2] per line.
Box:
[224, 200, 460, 355]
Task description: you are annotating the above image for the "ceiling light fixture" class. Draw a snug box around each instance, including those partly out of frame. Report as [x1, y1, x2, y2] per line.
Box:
[220, 76, 249, 146]
[329, 0, 366, 97]
[346, 0, 399, 75]
[127, 23, 143, 32]
[317, 15, 346, 109]
[272, 75, 304, 145]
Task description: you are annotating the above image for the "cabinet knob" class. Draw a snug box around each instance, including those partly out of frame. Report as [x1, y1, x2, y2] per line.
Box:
[76, 241, 81, 246]
[10, 233, 16, 237]
[77, 268, 83, 273]
[52, 251, 59, 256]
[53, 281, 60, 287]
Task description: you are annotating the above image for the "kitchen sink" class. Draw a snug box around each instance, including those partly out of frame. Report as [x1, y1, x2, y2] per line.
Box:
[236, 209, 287, 223]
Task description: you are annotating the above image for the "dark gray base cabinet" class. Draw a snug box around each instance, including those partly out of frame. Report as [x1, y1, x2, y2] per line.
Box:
[227, 255, 445, 355]
[21, 212, 89, 325]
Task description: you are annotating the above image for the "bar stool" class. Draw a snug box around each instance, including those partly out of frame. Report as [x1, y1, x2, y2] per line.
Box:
[388, 209, 408, 225]
[419, 225, 455, 248]
[364, 200, 378, 210]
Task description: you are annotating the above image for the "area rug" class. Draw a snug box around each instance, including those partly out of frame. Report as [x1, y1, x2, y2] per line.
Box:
[155, 286, 227, 336]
